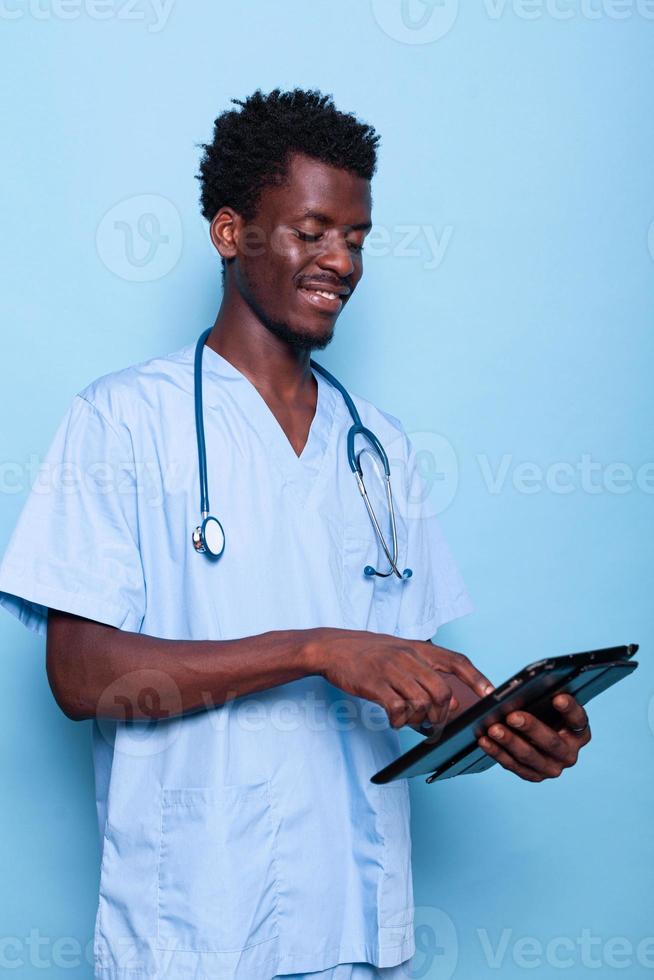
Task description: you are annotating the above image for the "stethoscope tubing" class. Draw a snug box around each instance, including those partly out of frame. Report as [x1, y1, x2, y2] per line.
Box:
[194, 327, 212, 518]
[192, 329, 411, 579]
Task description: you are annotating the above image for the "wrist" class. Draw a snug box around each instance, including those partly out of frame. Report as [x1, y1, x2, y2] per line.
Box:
[300, 628, 327, 677]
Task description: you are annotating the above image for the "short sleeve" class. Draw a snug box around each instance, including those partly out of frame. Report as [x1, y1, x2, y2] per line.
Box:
[0, 394, 146, 636]
[393, 431, 474, 640]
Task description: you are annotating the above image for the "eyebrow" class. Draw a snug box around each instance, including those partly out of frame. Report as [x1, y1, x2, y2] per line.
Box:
[296, 209, 372, 232]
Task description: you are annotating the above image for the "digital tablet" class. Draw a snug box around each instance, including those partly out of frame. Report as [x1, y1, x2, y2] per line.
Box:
[370, 643, 639, 785]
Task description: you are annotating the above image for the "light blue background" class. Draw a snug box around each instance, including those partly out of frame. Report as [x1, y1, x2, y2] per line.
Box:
[1, 2, 652, 977]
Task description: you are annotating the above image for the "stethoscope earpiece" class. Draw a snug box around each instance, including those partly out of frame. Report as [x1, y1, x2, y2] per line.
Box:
[364, 565, 413, 580]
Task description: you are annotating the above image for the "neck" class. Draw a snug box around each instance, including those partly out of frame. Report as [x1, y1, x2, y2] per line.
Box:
[205, 278, 314, 404]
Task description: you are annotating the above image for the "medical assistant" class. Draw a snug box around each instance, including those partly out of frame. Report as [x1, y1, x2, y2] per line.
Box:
[0, 339, 474, 980]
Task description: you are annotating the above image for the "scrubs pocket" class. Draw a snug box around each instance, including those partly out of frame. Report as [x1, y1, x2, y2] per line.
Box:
[377, 779, 414, 930]
[341, 520, 406, 635]
[156, 781, 280, 953]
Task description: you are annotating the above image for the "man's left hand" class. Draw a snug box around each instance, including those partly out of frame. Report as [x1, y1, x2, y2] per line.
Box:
[477, 694, 591, 782]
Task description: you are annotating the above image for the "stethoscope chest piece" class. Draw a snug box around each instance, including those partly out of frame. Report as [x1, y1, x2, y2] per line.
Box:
[192, 514, 225, 558]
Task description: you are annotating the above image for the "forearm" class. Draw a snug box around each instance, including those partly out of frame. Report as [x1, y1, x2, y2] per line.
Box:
[46, 612, 321, 722]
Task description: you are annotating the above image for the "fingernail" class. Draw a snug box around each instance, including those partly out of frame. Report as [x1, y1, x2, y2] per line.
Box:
[484, 684, 495, 695]
[509, 714, 524, 727]
[490, 726, 504, 739]
[554, 695, 569, 709]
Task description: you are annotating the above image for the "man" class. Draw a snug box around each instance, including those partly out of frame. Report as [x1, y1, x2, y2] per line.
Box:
[0, 88, 590, 980]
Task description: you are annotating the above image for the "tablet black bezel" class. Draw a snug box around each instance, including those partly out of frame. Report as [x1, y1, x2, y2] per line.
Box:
[370, 643, 639, 785]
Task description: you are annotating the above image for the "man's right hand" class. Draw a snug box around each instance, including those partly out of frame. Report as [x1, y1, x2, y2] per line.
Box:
[304, 627, 495, 733]
[47, 611, 493, 727]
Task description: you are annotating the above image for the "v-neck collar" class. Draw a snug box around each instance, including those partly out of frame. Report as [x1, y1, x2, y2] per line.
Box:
[197, 340, 340, 504]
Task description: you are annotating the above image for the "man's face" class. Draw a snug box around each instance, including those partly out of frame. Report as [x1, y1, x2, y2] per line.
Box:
[229, 152, 372, 352]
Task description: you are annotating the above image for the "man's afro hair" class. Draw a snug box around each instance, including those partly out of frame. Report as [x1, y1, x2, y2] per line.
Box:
[195, 87, 380, 224]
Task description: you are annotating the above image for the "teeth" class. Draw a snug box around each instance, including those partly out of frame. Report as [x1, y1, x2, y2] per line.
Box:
[313, 289, 338, 299]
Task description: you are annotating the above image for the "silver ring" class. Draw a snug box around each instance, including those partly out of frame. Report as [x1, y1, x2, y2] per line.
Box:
[570, 722, 589, 735]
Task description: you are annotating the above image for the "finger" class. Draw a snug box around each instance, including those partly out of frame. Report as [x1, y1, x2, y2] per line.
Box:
[559, 723, 591, 743]
[485, 723, 567, 777]
[478, 736, 546, 782]
[379, 685, 414, 729]
[503, 710, 573, 763]
[415, 643, 496, 699]
[388, 664, 457, 728]
[551, 694, 590, 733]
[386, 674, 453, 730]
[381, 682, 444, 730]
[558, 726, 592, 751]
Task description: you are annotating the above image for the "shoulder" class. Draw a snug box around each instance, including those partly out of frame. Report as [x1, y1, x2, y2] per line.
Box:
[75, 340, 195, 431]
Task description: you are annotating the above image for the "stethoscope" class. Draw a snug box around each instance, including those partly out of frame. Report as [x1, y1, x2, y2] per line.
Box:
[191, 328, 413, 580]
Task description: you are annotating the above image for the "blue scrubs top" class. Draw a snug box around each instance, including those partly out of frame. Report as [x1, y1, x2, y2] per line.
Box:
[0, 339, 473, 980]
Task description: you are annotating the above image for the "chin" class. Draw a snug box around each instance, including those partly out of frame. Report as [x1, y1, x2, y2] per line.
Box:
[264, 313, 336, 353]
[305, 327, 335, 352]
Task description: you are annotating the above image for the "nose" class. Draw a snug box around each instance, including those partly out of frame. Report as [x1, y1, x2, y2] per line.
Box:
[316, 232, 356, 280]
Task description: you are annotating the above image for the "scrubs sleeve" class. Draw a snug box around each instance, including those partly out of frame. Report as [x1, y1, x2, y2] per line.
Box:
[393, 431, 474, 641]
[0, 394, 146, 636]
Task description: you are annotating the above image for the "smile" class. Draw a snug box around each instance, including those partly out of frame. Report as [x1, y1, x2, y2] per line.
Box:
[298, 286, 344, 313]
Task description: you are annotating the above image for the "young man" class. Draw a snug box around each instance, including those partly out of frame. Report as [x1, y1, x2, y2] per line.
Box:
[0, 88, 590, 980]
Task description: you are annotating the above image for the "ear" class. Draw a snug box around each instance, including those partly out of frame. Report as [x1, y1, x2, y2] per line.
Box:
[209, 206, 241, 262]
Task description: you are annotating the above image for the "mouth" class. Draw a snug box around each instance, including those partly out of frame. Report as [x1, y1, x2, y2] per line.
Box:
[297, 284, 348, 315]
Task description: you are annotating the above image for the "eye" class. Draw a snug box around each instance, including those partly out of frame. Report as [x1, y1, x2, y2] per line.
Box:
[294, 230, 322, 243]
[348, 241, 364, 254]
